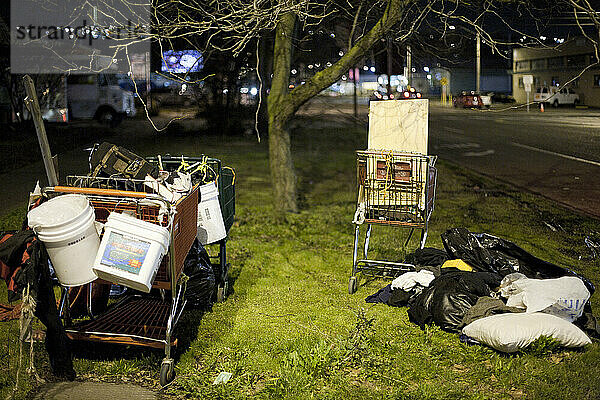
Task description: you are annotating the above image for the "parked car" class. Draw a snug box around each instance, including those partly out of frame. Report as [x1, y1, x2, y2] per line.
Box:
[491, 93, 516, 103]
[453, 91, 482, 108]
[369, 87, 422, 103]
[533, 86, 580, 107]
[479, 93, 492, 108]
[369, 90, 394, 102]
[399, 87, 422, 99]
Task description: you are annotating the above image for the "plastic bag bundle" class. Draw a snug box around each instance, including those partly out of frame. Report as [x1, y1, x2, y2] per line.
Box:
[500, 273, 590, 322]
[407, 270, 502, 332]
[183, 239, 216, 310]
[441, 228, 595, 294]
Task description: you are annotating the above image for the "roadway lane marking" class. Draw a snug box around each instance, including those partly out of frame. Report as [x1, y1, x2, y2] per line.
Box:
[436, 143, 480, 149]
[511, 142, 600, 167]
[463, 149, 495, 157]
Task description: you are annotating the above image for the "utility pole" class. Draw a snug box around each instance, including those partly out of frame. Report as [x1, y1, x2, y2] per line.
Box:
[353, 67, 358, 119]
[386, 36, 392, 96]
[476, 31, 481, 93]
[406, 45, 412, 87]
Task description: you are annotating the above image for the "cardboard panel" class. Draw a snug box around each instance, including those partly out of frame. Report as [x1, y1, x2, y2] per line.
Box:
[368, 99, 428, 154]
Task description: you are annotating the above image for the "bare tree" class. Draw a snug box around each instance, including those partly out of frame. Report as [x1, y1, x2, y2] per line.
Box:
[112, 0, 599, 214]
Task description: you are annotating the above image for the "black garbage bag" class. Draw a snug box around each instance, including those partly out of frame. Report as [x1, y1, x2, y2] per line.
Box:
[407, 270, 502, 332]
[183, 239, 216, 310]
[441, 227, 595, 294]
[404, 247, 448, 268]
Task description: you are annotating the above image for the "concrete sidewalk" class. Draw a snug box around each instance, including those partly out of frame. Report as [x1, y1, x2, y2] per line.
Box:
[32, 382, 160, 400]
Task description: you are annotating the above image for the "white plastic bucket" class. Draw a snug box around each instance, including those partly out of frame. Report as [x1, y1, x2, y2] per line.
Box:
[93, 212, 170, 293]
[27, 194, 100, 287]
[197, 181, 226, 245]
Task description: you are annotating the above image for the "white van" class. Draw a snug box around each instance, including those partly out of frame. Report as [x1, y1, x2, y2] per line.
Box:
[66, 74, 136, 126]
[534, 86, 580, 107]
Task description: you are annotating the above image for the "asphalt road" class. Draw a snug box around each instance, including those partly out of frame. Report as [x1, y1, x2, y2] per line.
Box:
[2, 99, 600, 219]
[428, 104, 600, 217]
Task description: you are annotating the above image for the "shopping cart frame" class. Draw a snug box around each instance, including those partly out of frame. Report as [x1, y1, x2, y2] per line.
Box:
[349, 150, 438, 294]
[40, 183, 197, 385]
[145, 154, 235, 302]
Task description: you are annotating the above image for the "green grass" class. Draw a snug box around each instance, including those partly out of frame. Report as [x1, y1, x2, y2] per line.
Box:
[1, 115, 600, 399]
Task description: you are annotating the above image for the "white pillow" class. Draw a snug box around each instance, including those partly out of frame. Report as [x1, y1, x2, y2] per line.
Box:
[462, 312, 591, 353]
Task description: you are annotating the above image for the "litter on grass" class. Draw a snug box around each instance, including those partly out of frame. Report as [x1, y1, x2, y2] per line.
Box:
[366, 228, 599, 353]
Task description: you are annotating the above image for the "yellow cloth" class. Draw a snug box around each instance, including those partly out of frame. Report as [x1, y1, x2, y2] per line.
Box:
[441, 259, 473, 272]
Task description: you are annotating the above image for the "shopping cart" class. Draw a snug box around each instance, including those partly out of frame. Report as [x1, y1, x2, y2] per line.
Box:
[38, 155, 235, 385]
[349, 150, 437, 294]
[145, 155, 235, 301]
[41, 179, 197, 385]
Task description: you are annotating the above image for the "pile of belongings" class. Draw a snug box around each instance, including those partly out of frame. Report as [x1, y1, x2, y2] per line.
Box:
[86, 142, 216, 203]
[366, 227, 599, 353]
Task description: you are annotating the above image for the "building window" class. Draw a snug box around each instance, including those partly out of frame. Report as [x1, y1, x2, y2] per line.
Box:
[548, 57, 564, 68]
[594, 75, 600, 87]
[515, 61, 530, 71]
[531, 59, 545, 70]
[551, 76, 560, 86]
[518, 77, 524, 88]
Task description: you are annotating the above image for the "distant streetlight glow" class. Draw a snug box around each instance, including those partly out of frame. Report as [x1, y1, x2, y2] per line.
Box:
[339, 51, 344, 57]
[363, 66, 369, 70]
[449, 25, 455, 30]
[291, 69, 297, 74]
[423, 66, 430, 72]
[250, 87, 258, 95]
[370, 66, 376, 72]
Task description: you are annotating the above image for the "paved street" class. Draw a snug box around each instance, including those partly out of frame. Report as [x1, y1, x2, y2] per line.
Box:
[2, 99, 600, 219]
[429, 104, 600, 217]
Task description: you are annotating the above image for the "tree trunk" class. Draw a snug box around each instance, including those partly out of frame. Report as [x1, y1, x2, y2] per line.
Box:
[268, 12, 297, 213]
[266, 0, 416, 214]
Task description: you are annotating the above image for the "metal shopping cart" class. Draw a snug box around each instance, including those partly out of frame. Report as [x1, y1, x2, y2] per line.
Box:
[37, 156, 235, 386]
[349, 150, 437, 294]
[146, 155, 235, 301]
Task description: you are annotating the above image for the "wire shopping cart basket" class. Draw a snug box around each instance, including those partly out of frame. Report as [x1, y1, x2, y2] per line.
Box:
[39, 178, 197, 385]
[36, 153, 236, 385]
[349, 150, 437, 294]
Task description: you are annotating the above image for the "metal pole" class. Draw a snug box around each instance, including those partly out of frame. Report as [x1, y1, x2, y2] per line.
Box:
[406, 45, 412, 87]
[353, 67, 358, 118]
[387, 37, 392, 96]
[476, 32, 481, 93]
[23, 75, 59, 186]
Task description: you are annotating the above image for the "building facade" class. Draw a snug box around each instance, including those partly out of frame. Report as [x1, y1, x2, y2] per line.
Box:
[512, 38, 599, 106]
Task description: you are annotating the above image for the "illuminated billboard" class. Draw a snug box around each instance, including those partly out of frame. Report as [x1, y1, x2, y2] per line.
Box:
[161, 50, 203, 73]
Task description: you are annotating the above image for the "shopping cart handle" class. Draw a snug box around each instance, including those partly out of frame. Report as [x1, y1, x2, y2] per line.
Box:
[51, 186, 149, 198]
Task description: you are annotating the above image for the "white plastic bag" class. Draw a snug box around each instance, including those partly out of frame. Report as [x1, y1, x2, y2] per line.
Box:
[499, 273, 590, 322]
[462, 312, 591, 353]
[391, 270, 436, 291]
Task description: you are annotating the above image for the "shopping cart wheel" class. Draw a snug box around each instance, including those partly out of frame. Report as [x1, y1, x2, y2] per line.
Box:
[160, 358, 175, 386]
[348, 277, 357, 294]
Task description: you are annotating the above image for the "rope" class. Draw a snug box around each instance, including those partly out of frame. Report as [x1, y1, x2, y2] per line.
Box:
[222, 166, 236, 185]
